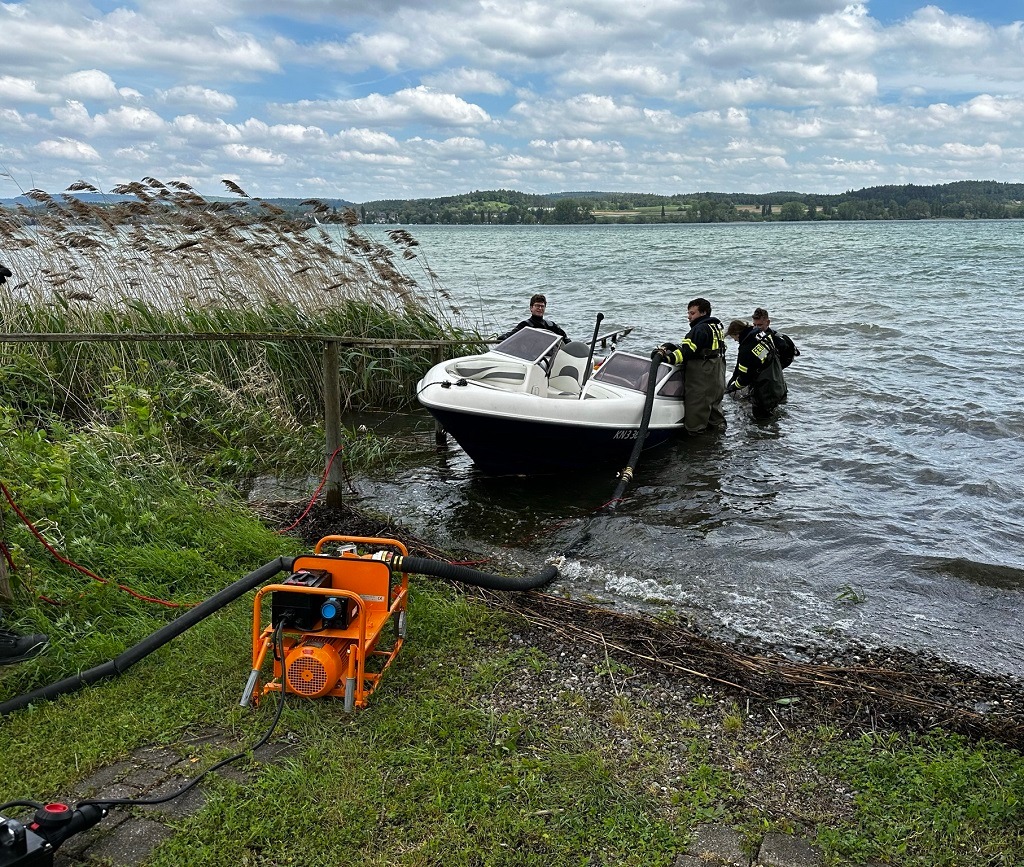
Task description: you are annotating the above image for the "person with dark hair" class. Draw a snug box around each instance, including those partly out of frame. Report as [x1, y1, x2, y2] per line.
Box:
[752, 307, 800, 369]
[658, 297, 727, 434]
[497, 293, 570, 343]
[725, 319, 787, 419]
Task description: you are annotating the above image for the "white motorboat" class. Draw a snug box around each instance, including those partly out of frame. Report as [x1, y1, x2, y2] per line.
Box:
[416, 327, 686, 474]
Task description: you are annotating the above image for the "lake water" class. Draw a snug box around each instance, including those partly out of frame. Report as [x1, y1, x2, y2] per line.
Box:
[354, 221, 1024, 678]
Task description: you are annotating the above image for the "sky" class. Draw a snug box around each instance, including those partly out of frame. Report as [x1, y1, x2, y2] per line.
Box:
[1, 0, 1022, 201]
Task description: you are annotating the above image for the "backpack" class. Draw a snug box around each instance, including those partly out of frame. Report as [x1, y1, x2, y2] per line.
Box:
[774, 332, 800, 369]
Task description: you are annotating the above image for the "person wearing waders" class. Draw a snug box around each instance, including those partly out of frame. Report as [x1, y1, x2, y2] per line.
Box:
[724, 319, 787, 419]
[752, 307, 800, 371]
[658, 297, 727, 434]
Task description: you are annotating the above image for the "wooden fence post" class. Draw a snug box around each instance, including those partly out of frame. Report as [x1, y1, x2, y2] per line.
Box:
[323, 340, 344, 508]
[0, 552, 11, 606]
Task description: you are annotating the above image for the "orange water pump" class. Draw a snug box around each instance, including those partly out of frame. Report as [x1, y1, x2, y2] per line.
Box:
[240, 535, 409, 712]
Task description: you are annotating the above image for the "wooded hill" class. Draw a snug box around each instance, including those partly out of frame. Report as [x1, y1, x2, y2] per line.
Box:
[4, 180, 1022, 225]
[352, 180, 1024, 224]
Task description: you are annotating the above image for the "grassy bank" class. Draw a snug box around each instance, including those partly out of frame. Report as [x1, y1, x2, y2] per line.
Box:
[0, 429, 1021, 865]
[1, 177, 479, 480]
[1, 180, 1022, 866]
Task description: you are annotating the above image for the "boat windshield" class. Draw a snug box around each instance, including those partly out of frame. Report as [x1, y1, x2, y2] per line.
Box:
[493, 327, 563, 363]
[592, 352, 667, 393]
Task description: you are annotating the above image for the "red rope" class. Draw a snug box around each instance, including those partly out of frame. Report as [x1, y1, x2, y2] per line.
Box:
[276, 445, 346, 534]
[0, 479, 185, 609]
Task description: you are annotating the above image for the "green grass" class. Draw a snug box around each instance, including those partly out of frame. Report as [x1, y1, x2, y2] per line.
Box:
[1, 178, 1022, 866]
[816, 731, 1024, 865]
[2, 177, 482, 480]
[3, 525, 1023, 864]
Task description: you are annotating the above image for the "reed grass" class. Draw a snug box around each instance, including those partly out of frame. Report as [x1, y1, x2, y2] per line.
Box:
[0, 177, 480, 478]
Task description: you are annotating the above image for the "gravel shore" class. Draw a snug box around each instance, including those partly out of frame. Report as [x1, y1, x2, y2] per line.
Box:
[277, 500, 1024, 751]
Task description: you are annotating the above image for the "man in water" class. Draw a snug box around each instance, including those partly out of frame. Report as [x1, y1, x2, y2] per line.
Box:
[497, 294, 570, 343]
[658, 297, 727, 434]
[725, 318, 787, 419]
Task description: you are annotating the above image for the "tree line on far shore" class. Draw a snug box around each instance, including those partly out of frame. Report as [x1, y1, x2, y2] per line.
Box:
[6, 179, 1022, 227]
[349, 180, 1024, 225]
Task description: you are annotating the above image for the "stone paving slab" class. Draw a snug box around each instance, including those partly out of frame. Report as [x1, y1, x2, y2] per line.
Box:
[677, 824, 750, 866]
[755, 831, 823, 867]
[77, 817, 175, 866]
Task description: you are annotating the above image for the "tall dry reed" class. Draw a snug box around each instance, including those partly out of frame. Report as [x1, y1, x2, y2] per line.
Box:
[0, 177, 477, 416]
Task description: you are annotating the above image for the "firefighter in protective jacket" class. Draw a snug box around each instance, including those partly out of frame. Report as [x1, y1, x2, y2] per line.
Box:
[658, 297, 727, 434]
[725, 319, 787, 419]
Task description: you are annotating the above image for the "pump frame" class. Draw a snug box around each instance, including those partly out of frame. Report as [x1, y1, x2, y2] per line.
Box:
[247, 536, 409, 711]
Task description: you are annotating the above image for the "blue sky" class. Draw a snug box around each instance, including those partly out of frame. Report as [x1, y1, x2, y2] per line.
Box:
[1, 0, 1021, 200]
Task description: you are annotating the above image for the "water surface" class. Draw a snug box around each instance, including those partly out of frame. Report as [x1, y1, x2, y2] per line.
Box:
[353, 221, 1024, 676]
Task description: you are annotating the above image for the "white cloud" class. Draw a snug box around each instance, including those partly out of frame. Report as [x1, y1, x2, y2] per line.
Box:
[415, 136, 491, 159]
[334, 128, 402, 152]
[0, 75, 50, 104]
[528, 138, 626, 161]
[159, 86, 238, 113]
[272, 87, 491, 128]
[0, 0, 1020, 199]
[556, 62, 680, 98]
[37, 138, 102, 162]
[223, 143, 287, 165]
[96, 106, 166, 135]
[421, 67, 510, 96]
[60, 70, 122, 101]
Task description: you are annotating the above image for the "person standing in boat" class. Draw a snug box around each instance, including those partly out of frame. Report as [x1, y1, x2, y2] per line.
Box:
[497, 294, 570, 343]
[724, 319, 787, 419]
[658, 297, 727, 434]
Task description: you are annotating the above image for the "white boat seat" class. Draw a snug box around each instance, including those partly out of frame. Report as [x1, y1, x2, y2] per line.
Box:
[548, 374, 582, 395]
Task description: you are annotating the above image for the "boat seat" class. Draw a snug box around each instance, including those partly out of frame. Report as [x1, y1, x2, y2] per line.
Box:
[548, 374, 581, 395]
[549, 341, 590, 389]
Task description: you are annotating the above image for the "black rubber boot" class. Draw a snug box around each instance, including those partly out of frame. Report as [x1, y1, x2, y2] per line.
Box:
[0, 627, 49, 664]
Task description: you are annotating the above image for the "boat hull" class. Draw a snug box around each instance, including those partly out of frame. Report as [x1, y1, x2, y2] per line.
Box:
[425, 404, 676, 475]
[416, 330, 686, 475]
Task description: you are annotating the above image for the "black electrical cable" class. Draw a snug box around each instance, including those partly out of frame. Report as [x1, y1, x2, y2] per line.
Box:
[76, 620, 291, 810]
[0, 799, 44, 812]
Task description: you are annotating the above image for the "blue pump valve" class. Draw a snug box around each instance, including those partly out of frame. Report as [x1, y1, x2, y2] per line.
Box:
[321, 597, 343, 622]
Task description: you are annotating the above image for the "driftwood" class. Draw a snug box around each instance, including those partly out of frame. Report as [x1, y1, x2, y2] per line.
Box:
[482, 590, 1024, 748]
[0, 553, 11, 605]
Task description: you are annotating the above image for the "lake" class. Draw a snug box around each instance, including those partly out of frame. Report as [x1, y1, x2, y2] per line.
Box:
[353, 220, 1024, 678]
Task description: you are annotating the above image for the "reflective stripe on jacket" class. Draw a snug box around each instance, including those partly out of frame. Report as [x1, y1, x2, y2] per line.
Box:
[669, 315, 725, 365]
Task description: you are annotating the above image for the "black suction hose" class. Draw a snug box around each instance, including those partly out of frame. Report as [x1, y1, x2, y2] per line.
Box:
[609, 349, 666, 506]
[393, 556, 557, 590]
[0, 556, 293, 717]
[580, 312, 604, 389]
